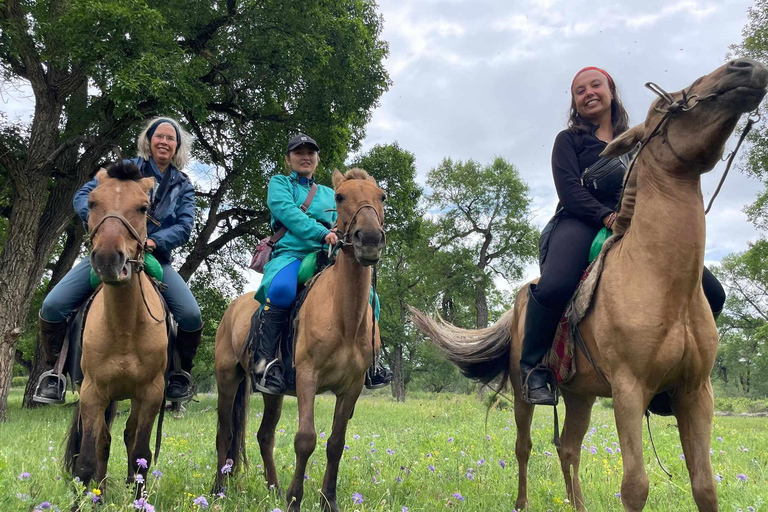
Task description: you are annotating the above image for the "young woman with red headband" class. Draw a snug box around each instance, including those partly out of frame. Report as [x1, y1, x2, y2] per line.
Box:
[519, 67, 725, 405]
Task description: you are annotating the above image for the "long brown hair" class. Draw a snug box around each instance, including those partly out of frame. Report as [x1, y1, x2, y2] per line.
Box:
[567, 78, 630, 137]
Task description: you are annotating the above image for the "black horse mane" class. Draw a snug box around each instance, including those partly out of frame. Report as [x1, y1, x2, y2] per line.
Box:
[105, 161, 143, 181]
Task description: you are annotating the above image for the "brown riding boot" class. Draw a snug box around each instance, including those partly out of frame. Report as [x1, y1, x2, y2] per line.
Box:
[32, 315, 69, 404]
[166, 324, 203, 401]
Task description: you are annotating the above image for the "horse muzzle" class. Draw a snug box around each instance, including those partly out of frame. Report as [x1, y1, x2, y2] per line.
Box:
[719, 59, 768, 111]
[351, 228, 386, 267]
[90, 249, 132, 284]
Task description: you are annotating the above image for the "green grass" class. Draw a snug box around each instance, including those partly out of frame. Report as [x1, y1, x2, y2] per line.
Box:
[0, 388, 766, 511]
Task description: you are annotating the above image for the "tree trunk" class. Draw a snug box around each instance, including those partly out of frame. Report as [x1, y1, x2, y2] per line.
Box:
[475, 284, 488, 329]
[392, 343, 405, 402]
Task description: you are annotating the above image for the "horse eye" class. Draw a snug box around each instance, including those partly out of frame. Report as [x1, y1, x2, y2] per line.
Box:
[381, 194, 387, 202]
[88, 201, 96, 209]
[138, 205, 149, 214]
[335, 194, 345, 203]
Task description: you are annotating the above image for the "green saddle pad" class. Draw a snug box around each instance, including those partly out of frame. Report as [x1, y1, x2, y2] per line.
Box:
[588, 227, 612, 263]
[297, 251, 319, 285]
[89, 252, 163, 289]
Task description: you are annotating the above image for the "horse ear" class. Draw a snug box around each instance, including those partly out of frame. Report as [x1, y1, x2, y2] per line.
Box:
[601, 124, 644, 158]
[332, 169, 344, 190]
[96, 168, 109, 183]
[139, 177, 155, 194]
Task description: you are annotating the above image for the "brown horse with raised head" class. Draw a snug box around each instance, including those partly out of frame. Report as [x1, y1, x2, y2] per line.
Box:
[63, 162, 167, 498]
[214, 168, 386, 511]
[412, 58, 768, 512]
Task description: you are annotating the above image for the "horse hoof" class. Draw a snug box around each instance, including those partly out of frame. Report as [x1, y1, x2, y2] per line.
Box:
[320, 499, 341, 512]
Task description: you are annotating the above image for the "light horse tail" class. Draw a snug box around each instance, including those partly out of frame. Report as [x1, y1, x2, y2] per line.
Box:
[410, 307, 515, 386]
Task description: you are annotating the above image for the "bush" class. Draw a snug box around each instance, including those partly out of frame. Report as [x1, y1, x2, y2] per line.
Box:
[11, 376, 28, 388]
[714, 396, 768, 413]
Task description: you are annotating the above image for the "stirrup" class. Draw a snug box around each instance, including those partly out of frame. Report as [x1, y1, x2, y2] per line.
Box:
[521, 365, 558, 406]
[165, 369, 194, 402]
[253, 359, 283, 395]
[32, 370, 67, 405]
[364, 367, 390, 390]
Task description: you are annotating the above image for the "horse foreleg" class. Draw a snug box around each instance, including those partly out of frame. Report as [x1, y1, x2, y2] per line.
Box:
[76, 386, 111, 492]
[512, 393, 534, 510]
[320, 387, 362, 512]
[557, 391, 595, 511]
[214, 368, 242, 493]
[673, 381, 718, 512]
[286, 374, 318, 512]
[128, 379, 164, 498]
[613, 380, 651, 512]
[259, 393, 284, 491]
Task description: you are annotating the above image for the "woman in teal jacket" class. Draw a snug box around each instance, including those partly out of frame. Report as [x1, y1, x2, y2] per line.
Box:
[252, 134, 393, 394]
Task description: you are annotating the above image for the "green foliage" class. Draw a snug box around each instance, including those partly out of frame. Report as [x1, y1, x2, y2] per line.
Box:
[10, 376, 27, 388]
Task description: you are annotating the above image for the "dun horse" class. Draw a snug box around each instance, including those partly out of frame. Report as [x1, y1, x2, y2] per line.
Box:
[413, 58, 768, 512]
[63, 163, 167, 497]
[214, 168, 386, 512]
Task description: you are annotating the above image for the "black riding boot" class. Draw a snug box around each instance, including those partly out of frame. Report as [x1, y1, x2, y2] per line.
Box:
[365, 361, 394, 389]
[166, 324, 203, 401]
[520, 284, 562, 406]
[32, 315, 69, 404]
[253, 302, 290, 395]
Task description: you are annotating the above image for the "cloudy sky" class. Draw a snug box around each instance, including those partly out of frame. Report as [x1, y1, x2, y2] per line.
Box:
[1, 0, 762, 288]
[357, 0, 763, 282]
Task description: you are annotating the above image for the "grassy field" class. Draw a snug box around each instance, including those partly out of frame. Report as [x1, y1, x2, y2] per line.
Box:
[0, 388, 765, 512]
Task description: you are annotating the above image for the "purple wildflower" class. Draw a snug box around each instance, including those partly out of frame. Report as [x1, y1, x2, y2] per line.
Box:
[135, 473, 144, 484]
[590, 446, 597, 455]
[429, 465, 435, 473]
[134, 498, 155, 512]
[221, 458, 233, 474]
[499, 459, 506, 469]
[304, 474, 309, 480]
[545, 451, 553, 457]
[680, 454, 685, 461]
[136, 458, 148, 469]
[89, 493, 100, 504]
[354, 434, 360, 440]
[477, 457, 485, 466]
[736, 473, 748, 482]
[18, 472, 31, 480]
[426, 452, 432, 458]
[396, 477, 402, 483]
[402, 507, 409, 512]
[151, 469, 162, 478]
[193, 495, 209, 508]
[715, 474, 723, 482]
[605, 448, 614, 455]
[447, 437, 454, 443]
[38, 503, 52, 510]
[344, 445, 350, 450]
[352, 492, 364, 504]
[716, 436, 723, 442]
[466, 472, 474, 481]
[486, 435, 491, 441]
[320, 432, 325, 439]
[387, 449, 395, 455]
[453, 492, 464, 501]
[615, 493, 621, 498]
[371, 449, 377, 454]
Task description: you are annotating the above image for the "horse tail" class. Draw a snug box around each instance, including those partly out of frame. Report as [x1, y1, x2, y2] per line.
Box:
[410, 307, 514, 386]
[154, 393, 166, 465]
[229, 371, 251, 470]
[63, 402, 83, 474]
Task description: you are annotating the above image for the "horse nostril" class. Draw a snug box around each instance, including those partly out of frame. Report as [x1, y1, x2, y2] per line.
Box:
[354, 231, 364, 242]
[729, 58, 754, 71]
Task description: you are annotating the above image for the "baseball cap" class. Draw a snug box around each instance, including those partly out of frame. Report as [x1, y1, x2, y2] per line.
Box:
[286, 133, 320, 153]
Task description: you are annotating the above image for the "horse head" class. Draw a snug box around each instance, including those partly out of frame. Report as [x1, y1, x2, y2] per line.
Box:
[87, 162, 154, 284]
[603, 58, 768, 174]
[332, 168, 386, 266]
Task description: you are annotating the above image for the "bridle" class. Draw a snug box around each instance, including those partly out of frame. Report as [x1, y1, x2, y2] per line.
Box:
[88, 213, 165, 323]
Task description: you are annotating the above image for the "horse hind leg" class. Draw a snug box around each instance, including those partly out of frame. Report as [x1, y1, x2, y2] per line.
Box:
[258, 393, 284, 492]
[557, 391, 595, 511]
[320, 388, 362, 512]
[673, 381, 718, 512]
[214, 366, 250, 493]
[512, 389, 534, 510]
[286, 375, 318, 512]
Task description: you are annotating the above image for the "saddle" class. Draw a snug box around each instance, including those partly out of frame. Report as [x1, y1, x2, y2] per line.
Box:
[543, 233, 674, 416]
[33, 279, 187, 403]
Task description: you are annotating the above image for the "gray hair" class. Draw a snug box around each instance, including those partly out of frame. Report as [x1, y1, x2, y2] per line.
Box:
[136, 116, 193, 170]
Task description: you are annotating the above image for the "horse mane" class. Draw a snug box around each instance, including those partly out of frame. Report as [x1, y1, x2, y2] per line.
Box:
[610, 150, 640, 237]
[105, 161, 143, 181]
[341, 168, 376, 184]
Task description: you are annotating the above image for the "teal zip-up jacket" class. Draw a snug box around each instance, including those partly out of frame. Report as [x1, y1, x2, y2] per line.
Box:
[255, 172, 336, 304]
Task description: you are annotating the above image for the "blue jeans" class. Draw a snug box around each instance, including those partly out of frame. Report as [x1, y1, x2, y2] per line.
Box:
[41, 258, 203, 331]
[266, 259, 301, 309]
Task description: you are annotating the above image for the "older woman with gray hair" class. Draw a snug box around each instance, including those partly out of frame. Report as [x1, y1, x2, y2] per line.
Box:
[34, 116, 203, 404]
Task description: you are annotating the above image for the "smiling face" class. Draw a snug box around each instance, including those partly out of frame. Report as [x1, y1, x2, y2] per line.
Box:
[572, 70, 613, 122]
[285, 145, 319, 177]
[150, 123, 178, 167]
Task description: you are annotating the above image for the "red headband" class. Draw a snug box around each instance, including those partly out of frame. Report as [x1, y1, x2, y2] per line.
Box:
[572, 66, 614, 89]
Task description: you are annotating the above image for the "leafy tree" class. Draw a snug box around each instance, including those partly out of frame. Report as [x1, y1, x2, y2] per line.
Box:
[426, 157, 538, 328]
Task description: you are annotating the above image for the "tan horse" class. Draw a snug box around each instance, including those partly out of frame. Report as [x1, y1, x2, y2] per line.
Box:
[214, 168, 386, 512]
[63, 162, 167, 498]
[412, 58, 768, 512]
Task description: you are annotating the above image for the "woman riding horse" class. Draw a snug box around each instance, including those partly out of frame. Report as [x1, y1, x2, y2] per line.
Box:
[251, 133, 392, 394]
[35, 116, 203, 403]
[521, 67, 726, 405]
